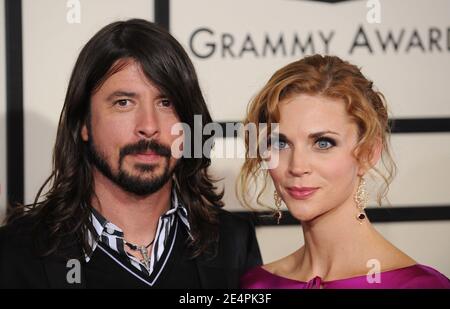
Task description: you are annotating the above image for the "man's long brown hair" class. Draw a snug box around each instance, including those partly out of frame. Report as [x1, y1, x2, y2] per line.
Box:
[7, 19, 223, 258]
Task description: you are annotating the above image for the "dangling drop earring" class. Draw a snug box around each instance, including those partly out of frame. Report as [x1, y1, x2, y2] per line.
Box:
[273, 190, 282, 224]
[355, 177, 368, 223]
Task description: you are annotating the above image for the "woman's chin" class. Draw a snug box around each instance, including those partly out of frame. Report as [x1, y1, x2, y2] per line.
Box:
[290, 210, 320, 223]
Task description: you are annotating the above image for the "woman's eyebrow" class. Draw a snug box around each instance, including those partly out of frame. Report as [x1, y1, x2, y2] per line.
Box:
[308, 130, 340, 139]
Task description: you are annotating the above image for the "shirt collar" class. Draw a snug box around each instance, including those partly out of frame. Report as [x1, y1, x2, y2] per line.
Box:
[85, 188, 190, 262]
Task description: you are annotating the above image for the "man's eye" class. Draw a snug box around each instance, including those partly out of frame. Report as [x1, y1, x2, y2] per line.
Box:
[115, 99, 130, 107]
[315, 137, 336, 150]
[159, 98, 172, 107]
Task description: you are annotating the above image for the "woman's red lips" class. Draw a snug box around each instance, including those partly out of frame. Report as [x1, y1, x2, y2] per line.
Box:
[286, 187, 319, 200]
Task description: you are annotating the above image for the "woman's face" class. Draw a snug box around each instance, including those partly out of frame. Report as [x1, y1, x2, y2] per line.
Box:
[268, 94, 363, 222]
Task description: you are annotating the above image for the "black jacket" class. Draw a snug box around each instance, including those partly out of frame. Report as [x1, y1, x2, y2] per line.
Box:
[0, 209, 262, 288]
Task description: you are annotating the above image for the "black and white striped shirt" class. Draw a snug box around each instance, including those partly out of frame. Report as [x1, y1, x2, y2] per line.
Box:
[85, 189, 190, 285]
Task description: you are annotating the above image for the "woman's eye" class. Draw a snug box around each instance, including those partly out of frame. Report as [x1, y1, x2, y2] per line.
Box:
[272, 139, 289, 150]
[315, 137, 335, 150]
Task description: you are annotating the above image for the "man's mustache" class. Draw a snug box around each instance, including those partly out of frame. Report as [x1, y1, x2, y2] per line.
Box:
[120, 139, 172, 160]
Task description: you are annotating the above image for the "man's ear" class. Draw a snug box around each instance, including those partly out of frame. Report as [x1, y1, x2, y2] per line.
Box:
[358, 139, 383, 176]
[81, 123, 89, 142]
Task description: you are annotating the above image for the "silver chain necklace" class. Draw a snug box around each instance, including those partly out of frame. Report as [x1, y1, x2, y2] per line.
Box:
[124, 238, 155, 271]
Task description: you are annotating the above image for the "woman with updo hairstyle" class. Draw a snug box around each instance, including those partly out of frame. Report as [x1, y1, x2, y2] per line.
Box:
[239, 55, 450, 289]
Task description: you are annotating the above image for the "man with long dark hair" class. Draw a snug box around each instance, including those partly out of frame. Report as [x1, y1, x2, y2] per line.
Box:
[0, 19, 261, 288]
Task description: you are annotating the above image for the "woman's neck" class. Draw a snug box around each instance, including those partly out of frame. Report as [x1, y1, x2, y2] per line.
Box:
[295, 199, 383, 281]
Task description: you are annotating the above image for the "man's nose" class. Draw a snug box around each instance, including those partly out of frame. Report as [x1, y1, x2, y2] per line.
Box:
[135, 105, 159, 139]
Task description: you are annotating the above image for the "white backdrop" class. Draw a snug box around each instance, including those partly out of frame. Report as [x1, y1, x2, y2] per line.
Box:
[172, 0, 450, 121]
[6, 0, 450, 276]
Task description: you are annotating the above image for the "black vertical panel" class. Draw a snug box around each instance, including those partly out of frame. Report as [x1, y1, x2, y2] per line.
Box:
[154, 0, 170, 31]
[5, 0, 24, 208]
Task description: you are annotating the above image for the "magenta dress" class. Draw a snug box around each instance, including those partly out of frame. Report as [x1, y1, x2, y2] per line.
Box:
[240, 265, 450, 289]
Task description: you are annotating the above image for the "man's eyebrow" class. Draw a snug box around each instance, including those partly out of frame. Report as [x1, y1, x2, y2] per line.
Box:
[106, 91, 169, 101]
[154, 94, 167, 100]
[106, 91, 138, 101]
